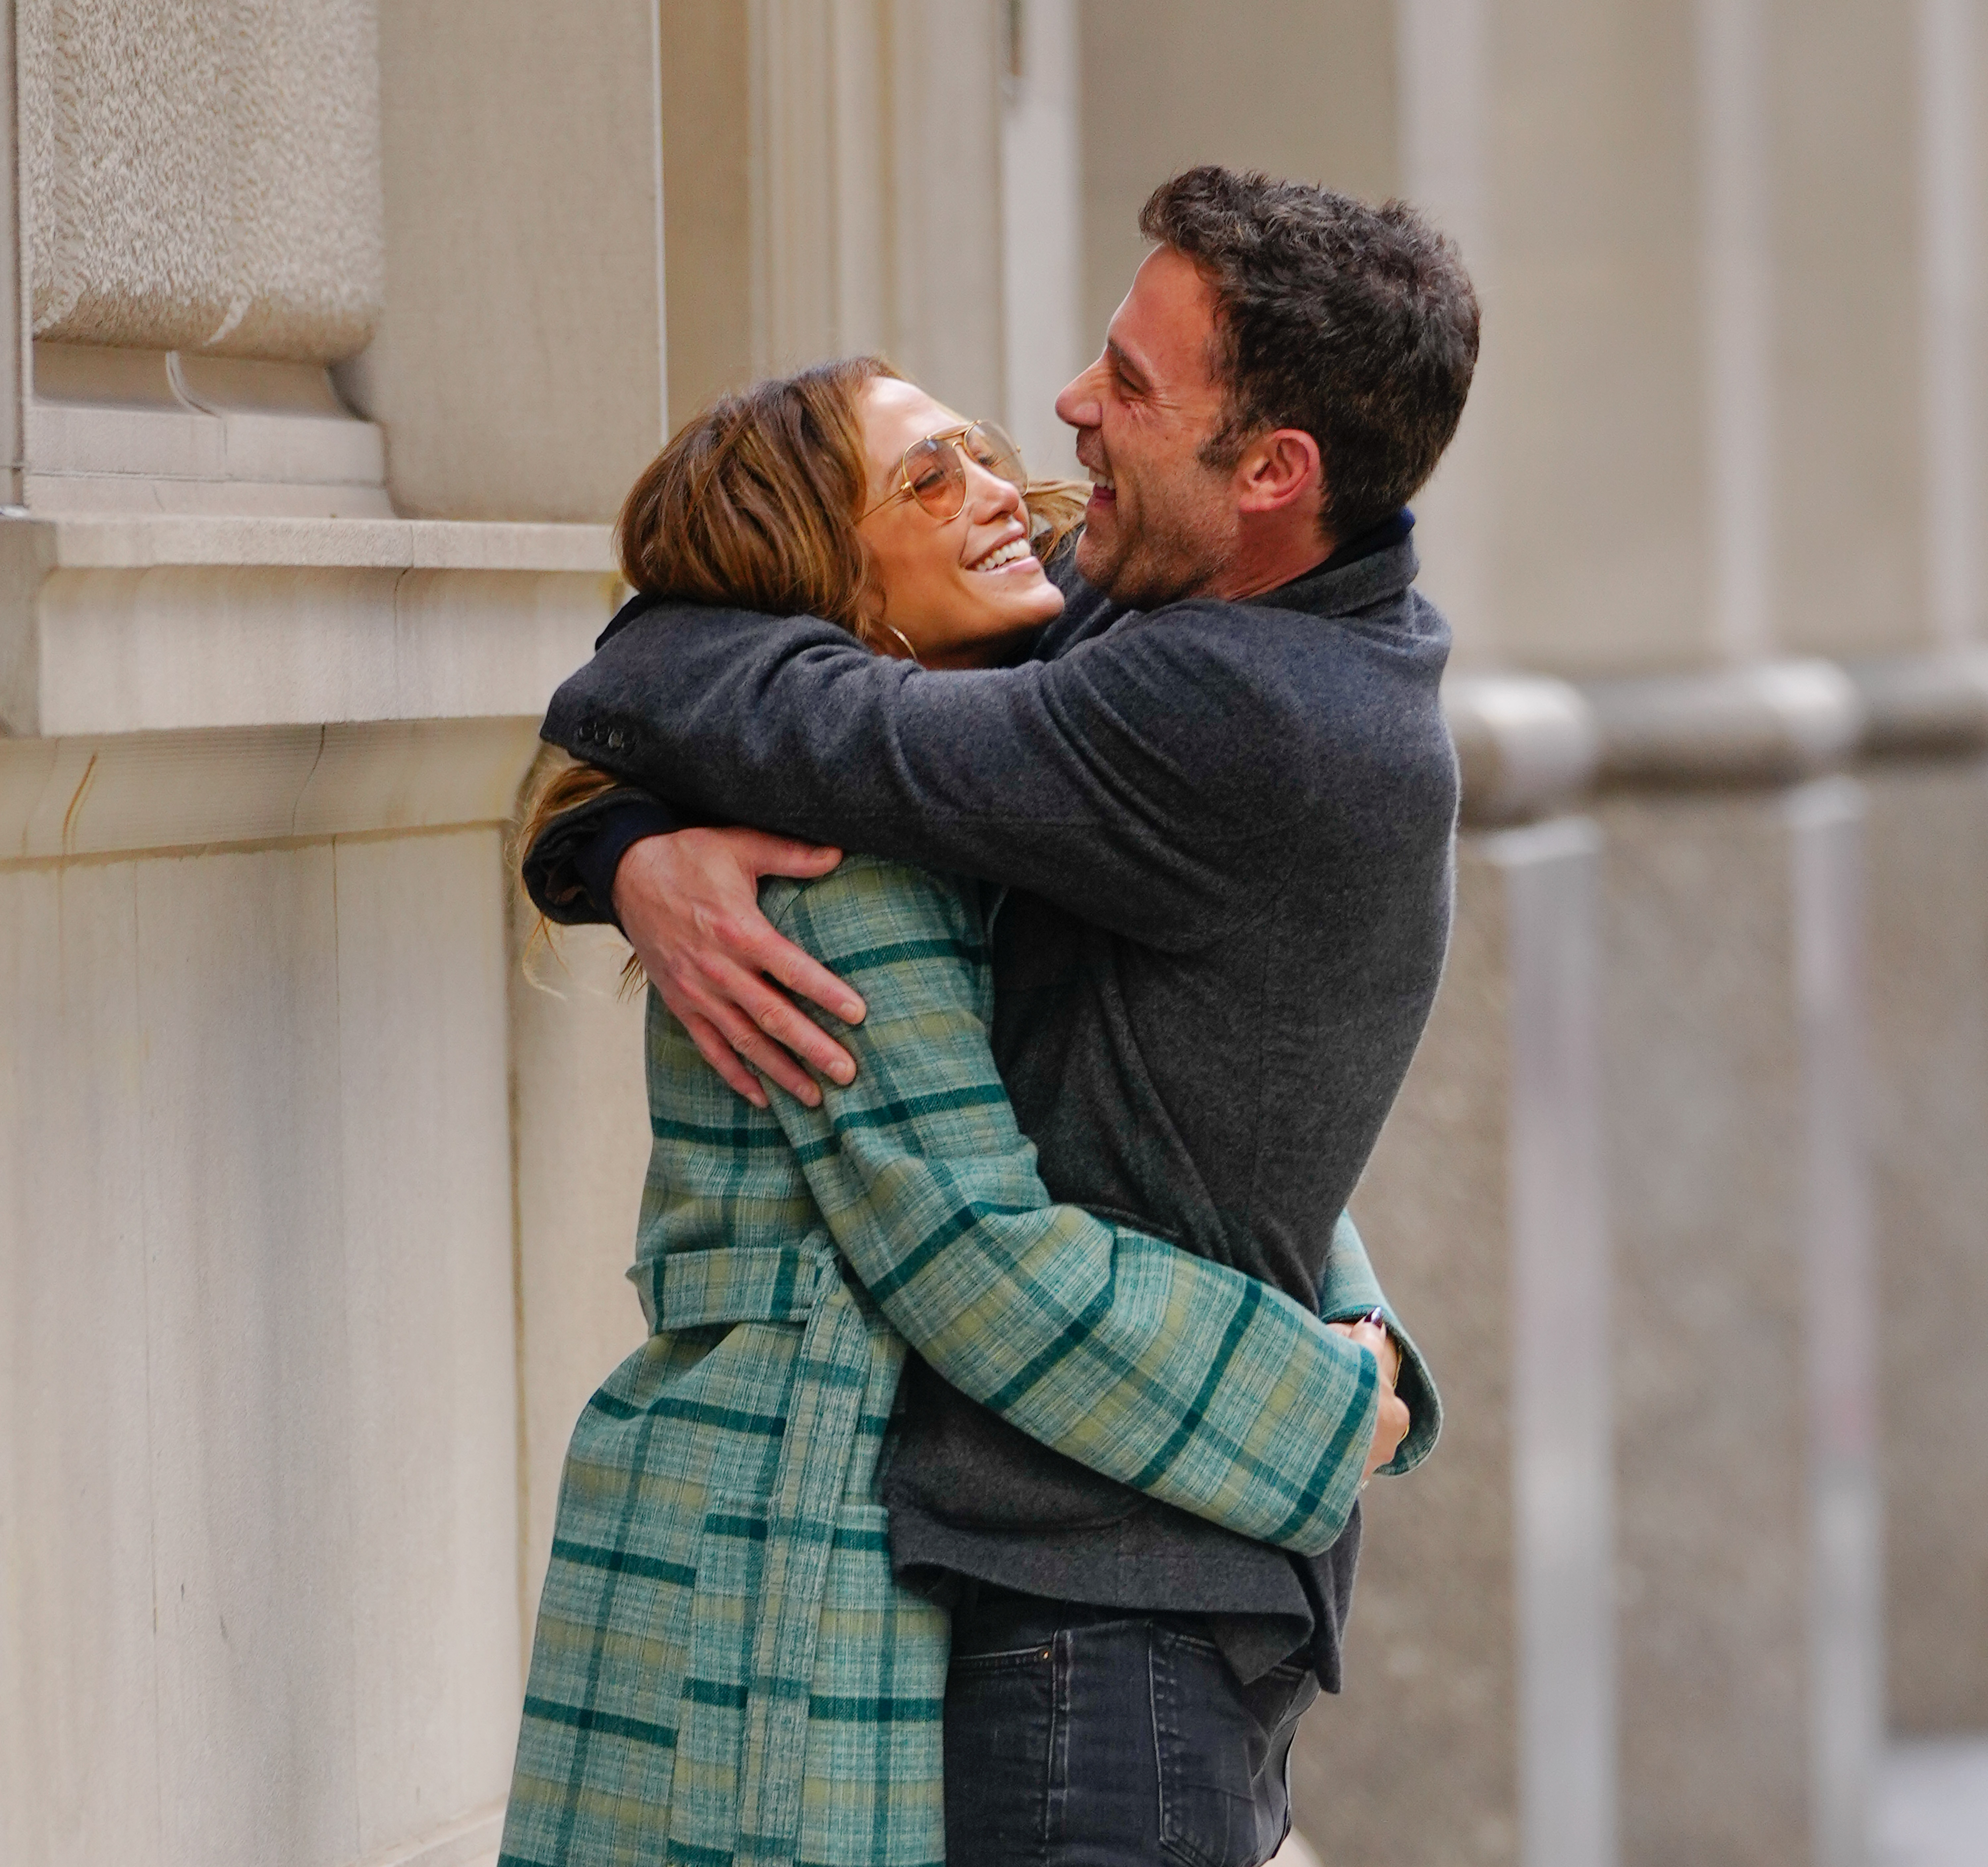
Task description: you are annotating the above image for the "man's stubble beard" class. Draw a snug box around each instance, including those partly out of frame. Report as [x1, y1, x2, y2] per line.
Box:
[1076, 481, 1233, 610]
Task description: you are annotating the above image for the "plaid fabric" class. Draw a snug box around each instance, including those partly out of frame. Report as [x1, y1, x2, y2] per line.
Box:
[500, 856, 1434, 1867]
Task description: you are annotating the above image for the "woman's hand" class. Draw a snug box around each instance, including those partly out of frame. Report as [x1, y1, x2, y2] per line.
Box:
[1327, 1315, 1410, 1480]
[612, 828, 867, 1107]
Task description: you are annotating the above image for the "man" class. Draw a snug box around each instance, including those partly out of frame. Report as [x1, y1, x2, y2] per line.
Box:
[528, 167, 1477, 1864]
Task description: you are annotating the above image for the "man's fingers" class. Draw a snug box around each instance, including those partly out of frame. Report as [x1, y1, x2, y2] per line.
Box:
[736, 831, 845, 878]
[749, 928, 867, 1026]
[704, 955, 855, 1087]
[751, 992, 858, 1086]
[704, 1000, 823, 1107]
[680, 1010, 769, 1108]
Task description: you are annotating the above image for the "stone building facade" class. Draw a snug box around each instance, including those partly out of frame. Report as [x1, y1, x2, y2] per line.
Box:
[4, 5, 1984, 1867]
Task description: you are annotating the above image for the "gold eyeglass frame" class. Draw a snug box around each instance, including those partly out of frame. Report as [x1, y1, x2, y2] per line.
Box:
[858, 419, 1027, 523]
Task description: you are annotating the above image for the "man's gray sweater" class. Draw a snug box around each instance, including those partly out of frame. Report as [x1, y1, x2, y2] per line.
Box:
[528, 523, 1457, 1684]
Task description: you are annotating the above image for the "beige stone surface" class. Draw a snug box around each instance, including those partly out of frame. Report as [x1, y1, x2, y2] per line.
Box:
[657, 0, 1008, 430]
[0, 859, 159, 1867]
[25, 344, 394, 519]
[1306, 839, 1519, 1866]
[342, 0, 666, 522]
[1486, 0, 1714, 676]
[1295, 820, 1614, 1867]
[1768, 1, 1928, 660]
[508, 867, 653, 1637]
[658, 0, 752, 427]
[0, 513, 617, 739]
[1600, 786, 1879, 1867]
[886, 0, 1008, 422]
[1001, 0, 1084, 479]
[19, 0, 383, 363]
[1862, 759, 1988, 1733]
[1, 832, 530, 1866]
[1077, 0, 1399, 350]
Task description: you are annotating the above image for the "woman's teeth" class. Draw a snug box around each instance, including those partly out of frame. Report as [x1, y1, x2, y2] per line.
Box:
[967, 538, 1032, 573]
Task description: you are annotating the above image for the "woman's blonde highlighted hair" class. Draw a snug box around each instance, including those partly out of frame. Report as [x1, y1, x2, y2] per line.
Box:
[518, 355, 1083, 978]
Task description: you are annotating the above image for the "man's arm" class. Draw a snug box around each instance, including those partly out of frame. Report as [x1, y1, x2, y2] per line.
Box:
[763, 857, 1408, 1545]
[550, 598, 1303, 953]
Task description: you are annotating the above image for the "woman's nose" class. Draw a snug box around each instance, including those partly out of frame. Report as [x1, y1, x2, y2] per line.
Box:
[967, 461, 1024, 518]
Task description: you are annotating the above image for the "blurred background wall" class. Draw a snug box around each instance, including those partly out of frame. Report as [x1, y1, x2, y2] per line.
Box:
[4, 4, 1987, 1866]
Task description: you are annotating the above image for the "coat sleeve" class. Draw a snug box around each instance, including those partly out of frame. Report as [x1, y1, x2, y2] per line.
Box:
[1314, 1211, 1440, 1476]
[761, 857, 1387, 1559]
[542, 600, 1302, 953]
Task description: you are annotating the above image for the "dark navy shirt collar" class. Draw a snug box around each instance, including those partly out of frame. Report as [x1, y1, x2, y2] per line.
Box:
[596, 508, 1414, 652]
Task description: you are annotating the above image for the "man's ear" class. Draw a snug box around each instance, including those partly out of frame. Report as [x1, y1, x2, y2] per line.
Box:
[1234, 426, 1324, 516]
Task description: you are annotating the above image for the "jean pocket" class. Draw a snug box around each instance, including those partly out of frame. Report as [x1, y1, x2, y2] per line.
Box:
[944, 1636, 1056, 1865]
[1152, 1631, 1313, 1867]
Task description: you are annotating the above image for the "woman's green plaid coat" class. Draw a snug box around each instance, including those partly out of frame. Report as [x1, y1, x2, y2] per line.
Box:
[499, 856, 1435, 1867]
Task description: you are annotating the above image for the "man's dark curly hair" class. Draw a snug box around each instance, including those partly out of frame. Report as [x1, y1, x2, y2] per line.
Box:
[1140, 166, 1479, 540]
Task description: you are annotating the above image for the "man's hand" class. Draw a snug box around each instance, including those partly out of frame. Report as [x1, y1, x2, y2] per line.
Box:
[611, 828, 867, 1109]
[1327, 1316, 1410, 1479]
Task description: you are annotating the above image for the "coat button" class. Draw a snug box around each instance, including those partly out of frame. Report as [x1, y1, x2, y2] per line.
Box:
[608, 729, 625, 750]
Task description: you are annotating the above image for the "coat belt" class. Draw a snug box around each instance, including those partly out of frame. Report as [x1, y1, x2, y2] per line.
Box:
[646, 1235, 903, 1867]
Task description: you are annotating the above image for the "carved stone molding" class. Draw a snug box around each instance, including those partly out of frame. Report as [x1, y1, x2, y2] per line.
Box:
[0, 511, 616, 740]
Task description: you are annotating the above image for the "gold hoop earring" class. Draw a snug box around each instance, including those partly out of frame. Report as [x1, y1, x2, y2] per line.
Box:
[883, 625, 923, 667]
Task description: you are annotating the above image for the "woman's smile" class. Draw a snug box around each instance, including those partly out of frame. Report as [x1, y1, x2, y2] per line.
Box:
[856, 377, 1065, 666]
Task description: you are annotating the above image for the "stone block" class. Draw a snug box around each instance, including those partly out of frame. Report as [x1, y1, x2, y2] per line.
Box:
[19, 0, 382, 363]
[1292, 817, 1615, 1867]
[1, 829, 537, 1865]
[1861, 758, 1988, 1734]
[345, 0, 666, 522]
[507, 870, 653, 1634]
[1600, 782, 1879, 1867]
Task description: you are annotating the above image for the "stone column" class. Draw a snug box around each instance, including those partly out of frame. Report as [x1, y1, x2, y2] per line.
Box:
[1293, 685, 1615, 1867]
[1405, 0, 1886, 1859]
[655, 0, 1008, 428]
[1077, 12, 1623, 1865]
[1001, 0, 1084, 477]
[1795, 0, 1988, 1744]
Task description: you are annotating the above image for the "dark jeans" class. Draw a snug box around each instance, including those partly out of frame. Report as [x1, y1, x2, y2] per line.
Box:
[944, 1591, 1320, 1867]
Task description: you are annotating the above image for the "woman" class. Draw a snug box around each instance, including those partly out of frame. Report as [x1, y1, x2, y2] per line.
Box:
[499, 359, 1429, 1867]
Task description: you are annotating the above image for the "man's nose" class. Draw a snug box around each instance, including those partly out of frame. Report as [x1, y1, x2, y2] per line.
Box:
[1056, 361, 1104, 430]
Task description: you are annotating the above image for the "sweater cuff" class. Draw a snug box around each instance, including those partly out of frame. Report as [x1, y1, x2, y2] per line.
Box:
[522, 789, 684, 927]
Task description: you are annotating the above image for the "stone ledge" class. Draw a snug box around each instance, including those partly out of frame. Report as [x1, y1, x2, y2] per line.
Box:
[0, 512, 619, 738]
[1841, 650, 1988, 759]
[1444, 673, 1600, 826]
[1, 509, 616, 572]
[1579, 659, 1866, 788]
[355, 1802, 504, 1867]
[0, 719, 543, 861]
